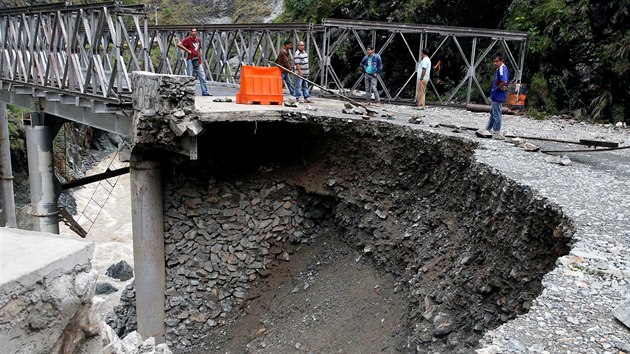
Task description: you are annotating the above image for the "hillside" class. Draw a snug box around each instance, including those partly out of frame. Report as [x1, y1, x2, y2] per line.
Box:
[0, 0, 283, 23]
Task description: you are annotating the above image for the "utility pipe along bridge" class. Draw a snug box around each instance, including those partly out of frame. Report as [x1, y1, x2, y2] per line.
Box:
[0, 1, 528, 344]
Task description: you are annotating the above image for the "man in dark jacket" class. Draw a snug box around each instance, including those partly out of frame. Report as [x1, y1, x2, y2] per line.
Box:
[276, 40, 294, 96]
[360, 46, 383, 106]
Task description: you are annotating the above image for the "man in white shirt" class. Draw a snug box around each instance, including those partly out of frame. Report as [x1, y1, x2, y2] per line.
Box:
[294, 41, 312, 103]
[417, 48, 431, 109]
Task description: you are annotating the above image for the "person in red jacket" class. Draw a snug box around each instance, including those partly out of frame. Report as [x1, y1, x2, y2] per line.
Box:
[177, 28, 210, 96]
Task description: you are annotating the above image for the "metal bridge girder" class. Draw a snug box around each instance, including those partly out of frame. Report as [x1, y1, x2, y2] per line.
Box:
[1, 4, 528, 127]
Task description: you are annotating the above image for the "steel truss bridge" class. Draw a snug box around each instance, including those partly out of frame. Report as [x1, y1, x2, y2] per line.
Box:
[0, 1, 528, 135]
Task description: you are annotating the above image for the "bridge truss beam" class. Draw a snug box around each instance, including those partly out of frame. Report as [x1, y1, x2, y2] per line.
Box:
[321, 18, 528, 105]
[0, 1, 149, 103]
[0, 2, 528, 111]
[147, 23, 325, 87]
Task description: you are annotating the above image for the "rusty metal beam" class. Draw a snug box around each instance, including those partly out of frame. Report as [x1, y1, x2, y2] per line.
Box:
[61, 166, 130, 191]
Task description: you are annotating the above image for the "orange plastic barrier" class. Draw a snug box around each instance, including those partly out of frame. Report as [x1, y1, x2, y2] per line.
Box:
[236, 66, 283, 105]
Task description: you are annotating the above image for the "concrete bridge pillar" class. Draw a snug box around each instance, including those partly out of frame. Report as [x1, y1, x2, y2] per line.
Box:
[130, 157, 166, 343]
[0, 103, 17, 228]
[25, 113, 59, 234]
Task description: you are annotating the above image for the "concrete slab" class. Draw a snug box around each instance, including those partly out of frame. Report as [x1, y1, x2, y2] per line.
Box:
[194, 95, 354, 122]
[0, 227, 94, 290]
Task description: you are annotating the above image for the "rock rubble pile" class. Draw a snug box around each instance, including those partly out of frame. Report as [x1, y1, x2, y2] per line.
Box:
[160, 178, 332, 349]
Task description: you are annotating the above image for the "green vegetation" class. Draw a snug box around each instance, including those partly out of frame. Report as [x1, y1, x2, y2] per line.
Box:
[233, 0, 272, 23]
[6, 105, 28, 152]
[506, 0, 629, 123]
[150, 0, 211, 25]
[276, 0, 357, 23]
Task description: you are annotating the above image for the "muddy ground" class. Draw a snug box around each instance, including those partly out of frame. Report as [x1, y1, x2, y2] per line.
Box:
[203, 230, 408, 354]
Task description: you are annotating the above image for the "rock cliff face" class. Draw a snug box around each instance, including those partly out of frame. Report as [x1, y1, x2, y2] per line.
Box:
[109, 117, 572, 352]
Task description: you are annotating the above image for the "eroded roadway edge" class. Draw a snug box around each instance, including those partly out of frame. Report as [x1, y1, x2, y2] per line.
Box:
[195, 96, 630, 353]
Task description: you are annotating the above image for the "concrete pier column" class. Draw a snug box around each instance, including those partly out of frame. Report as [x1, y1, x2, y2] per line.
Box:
[0, 103, 17, 228]
[25, 114, 59, 233]
[130, 158, 166, 343]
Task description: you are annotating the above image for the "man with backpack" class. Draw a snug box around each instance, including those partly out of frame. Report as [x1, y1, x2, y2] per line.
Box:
[485, 53, 510, 139]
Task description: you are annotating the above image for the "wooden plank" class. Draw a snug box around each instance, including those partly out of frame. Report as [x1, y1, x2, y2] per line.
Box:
[58, 207, 87, 238]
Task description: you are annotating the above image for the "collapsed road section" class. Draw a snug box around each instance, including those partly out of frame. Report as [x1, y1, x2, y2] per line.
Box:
[109, 73, 574, 352]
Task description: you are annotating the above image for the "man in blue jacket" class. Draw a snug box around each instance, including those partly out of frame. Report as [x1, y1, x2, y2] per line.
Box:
[485, 53, 509, 139]
[360, 46, 383, 106]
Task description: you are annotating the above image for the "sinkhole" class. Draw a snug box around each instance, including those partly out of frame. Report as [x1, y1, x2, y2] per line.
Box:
[110, 118, 573, 353]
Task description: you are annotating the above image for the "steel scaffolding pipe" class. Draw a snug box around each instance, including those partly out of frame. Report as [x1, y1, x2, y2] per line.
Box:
[0, 103, 17, 228]
[25, 113, 59, 234]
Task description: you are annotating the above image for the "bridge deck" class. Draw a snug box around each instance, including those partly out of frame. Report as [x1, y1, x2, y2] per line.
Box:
[195, 93, 350, 122]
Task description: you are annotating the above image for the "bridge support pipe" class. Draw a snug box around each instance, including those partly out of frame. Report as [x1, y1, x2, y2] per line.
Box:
[130, 158, 166, 343]
[25, 115, 59, 233]
[0, 103, 17, 228]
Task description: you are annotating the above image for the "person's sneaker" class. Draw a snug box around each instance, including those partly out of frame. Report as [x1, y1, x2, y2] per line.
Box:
[475, 129, 492, 138]
[202, 93, 211, 96]
[492, 132, 505, 140]
[375, 102, 382, 107]
[304, 99, 313, 103]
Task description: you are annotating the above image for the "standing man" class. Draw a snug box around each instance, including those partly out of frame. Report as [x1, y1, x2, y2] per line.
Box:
[485, 53, 509, 139]
[293, 41, 312, 103]
[417, 48, 431, 109]
[177, 28, 210, 96]
[276, 40, 294, 96]
[360, 46, 383, 106]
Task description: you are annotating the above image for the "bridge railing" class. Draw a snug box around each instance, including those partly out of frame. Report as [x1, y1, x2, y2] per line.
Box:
[0, 1, 149, 104]
[147, 23, 325, 87]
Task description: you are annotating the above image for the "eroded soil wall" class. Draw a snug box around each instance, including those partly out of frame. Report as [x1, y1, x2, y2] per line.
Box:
[110, 118, 573, 352]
